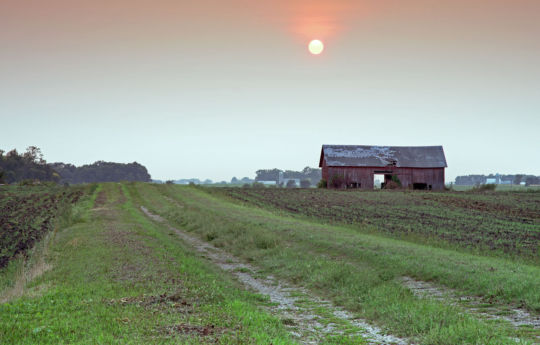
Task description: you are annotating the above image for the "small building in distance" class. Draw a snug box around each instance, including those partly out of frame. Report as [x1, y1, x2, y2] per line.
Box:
[319, 145, 447, 190]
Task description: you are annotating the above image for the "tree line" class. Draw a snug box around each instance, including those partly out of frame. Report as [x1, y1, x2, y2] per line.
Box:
[454, 174, 540, 186]
[255, 167, 321, 186]
[0, 146, 151, 184]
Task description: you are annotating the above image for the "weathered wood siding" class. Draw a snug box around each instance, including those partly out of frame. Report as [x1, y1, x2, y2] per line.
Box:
[323, 166, 445, 190]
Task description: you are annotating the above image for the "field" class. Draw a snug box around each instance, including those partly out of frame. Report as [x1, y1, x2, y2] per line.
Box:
[209, 188, 540, 260]
[1, 183, 540, 344]
[0, 185, 83, 268]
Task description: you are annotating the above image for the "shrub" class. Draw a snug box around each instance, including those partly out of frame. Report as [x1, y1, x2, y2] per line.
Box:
[383, 175, 402, 189]
[317, 179, 327, 188]
[300, 179, 311, 188]
[472, 184, 497, 192]
[286, 180, 297, 188]
[242, 183, 251, 188]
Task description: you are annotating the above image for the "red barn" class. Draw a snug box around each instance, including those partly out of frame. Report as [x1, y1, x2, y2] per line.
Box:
[319, 145, 447, 190]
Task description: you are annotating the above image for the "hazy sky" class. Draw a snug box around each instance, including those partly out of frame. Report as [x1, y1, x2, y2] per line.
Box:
[1, 0, 539, 181]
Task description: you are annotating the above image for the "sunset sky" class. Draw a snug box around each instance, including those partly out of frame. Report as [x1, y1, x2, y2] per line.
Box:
[1, 0, 539, 181]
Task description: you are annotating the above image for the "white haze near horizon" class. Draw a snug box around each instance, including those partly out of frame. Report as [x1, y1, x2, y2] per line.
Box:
[1, 0, 539, 182]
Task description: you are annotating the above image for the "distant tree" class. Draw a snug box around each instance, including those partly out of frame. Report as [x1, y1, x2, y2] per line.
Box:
[50, 160, 151, 184]
[514, 174, 524, 185]
[283, 170, 302, 179]
[165, 180, 174, 184]
[255, 167, 321, 184]
[300, 179, 311, 188]
[23, 146, 45, 165]
[301, 166, 322, 185]
[525, 176, 540, 186]
[255, 169, 281, 181]
[455, 175, 488, 185]
[0, 146, 58, 184]
[231, 177, 239, 184]
[286, 179, 297, 188]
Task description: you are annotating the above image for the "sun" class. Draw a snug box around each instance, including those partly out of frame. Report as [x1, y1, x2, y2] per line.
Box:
[308, 39, 324, 55]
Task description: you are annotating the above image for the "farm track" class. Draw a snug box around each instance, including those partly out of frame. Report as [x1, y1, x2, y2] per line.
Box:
[140, 206, 410, 345]
[401, 277, 540, 343]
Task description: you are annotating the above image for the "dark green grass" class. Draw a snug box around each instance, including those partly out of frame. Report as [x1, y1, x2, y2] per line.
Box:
[131, 183, 540, 344]
[0, 183, 296, 344]
[207, 188, 540, 261]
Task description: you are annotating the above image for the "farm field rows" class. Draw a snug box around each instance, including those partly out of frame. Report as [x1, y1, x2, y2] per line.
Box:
[0, 185, 83, 268]
[131, 183, 540, 344]
[0, 184, 301, 344]
[2, 182, 540, 344]
[210, 188, 540, 260]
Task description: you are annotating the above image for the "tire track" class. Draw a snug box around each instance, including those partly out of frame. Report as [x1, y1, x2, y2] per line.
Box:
[402, 277, 540, 343]
[141, 206, 409, 345]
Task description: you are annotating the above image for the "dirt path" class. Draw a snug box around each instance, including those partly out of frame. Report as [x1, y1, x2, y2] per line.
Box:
[401, 277, 540, 343]
[141, 206, 410, 345]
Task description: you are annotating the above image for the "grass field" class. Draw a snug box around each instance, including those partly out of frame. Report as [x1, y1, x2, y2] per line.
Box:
[209, 188, 540, 261]
[2, 182, 540, 344]
[0, 184, 297, 344]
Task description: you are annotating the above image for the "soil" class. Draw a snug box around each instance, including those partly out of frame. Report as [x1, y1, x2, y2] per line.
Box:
[212, 188, 540, 258]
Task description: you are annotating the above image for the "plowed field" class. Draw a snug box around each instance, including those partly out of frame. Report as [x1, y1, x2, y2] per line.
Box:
[210, 188, 540, 259]
[0, 186, 83, 267]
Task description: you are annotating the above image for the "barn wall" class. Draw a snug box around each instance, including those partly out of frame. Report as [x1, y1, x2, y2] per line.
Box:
[322, 166, 445, 190]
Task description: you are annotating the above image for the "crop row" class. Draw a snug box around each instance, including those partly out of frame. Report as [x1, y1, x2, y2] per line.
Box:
[210, 188, 540, 259]
[0, 188, 82, 268]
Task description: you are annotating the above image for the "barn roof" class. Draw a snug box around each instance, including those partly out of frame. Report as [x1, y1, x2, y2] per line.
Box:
[319, 145, 447, 168]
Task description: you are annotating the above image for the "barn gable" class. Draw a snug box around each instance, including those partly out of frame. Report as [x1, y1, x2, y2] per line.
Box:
[319, 145, 447, 168]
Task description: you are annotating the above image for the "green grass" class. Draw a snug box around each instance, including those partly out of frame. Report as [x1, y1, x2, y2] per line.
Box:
[207, 187, 540, 261]
[3, 182, 539, 344]
[0, 183, 297, 344]
[130, 183, 540, 344]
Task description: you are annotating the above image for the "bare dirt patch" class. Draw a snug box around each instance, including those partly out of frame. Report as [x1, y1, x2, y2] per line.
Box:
[94, 190, 107, 208]
[141, 206, 409, 345]
[108, 290, 192, 311]
[159, 323, 224, 338]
